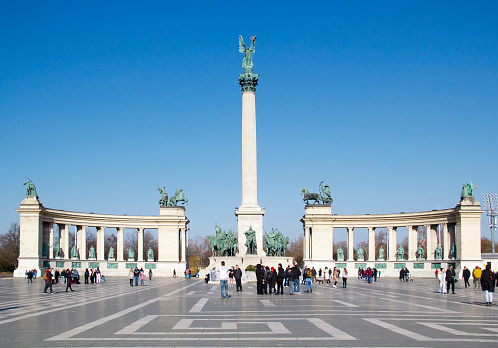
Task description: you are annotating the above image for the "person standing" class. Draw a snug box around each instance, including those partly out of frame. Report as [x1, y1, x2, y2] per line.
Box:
[27, 270, 33, 283]
[399, 268, 405, 282]
[84, 268, 89, 284]
[304, 267, 312, 293]
[95, 268, 101, 284]
[446, 265, 456, 294]
[133, 267, 140, 286]
[234, 265, 242, 292]
[149, 269, 153, 281]
[332, 267, 338, 288]
[219, 261, 229, 299]
[481, 264, 496, 307]
[473, 266, 482, 289]
[43, 269, 54, 294]
[288, 266, 296, 296]
[293, 262, 301, 293]
[462, 266, 471, 288]
[342, 268, 348, 288]
[438, 268, 446, 293]
[139, 270, 145, 286]
[129, 269, 134, 287]
[276, 263, 284, 295]
[256, 264, 264, 295]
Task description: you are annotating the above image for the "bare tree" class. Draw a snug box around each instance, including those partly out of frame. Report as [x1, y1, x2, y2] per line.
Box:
[188, 236, 211, 273]
[0, 223, 20, 272]
[287, 235, 303, 266]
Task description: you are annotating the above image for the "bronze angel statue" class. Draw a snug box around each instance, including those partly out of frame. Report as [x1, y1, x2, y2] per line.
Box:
[239, 35, 256, 70]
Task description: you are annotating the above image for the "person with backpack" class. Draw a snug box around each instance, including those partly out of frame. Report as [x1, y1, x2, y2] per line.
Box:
[43, 269, 54, 294]
[293, 262, 301, 293]
[304, 267, 312, 293]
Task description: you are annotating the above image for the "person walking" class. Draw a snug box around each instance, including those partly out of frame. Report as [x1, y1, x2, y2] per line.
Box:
[462, 266, 471, 288]
[333, 267, 338, 288]
[234, 265, 243, 292]
[27, 270, 33, 283]
[446, 265, 456, 294]
[65, 269, 74, 292]
[43, 269, 54, 294]
[149, 269, 153, 281]
[481, 264, 496, 307]
[219, 261, 229, 299]
[342, 268, 348, 288]
[276, 263, 284, 295]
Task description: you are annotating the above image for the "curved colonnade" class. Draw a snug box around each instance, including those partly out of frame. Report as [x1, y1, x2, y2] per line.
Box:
[13, 196, 188, 277]
[301, 197, 483, 277]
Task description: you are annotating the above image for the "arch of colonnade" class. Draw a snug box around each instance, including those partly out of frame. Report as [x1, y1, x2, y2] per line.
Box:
[301, 196, 483, 276]
[13, 196, 189, 277]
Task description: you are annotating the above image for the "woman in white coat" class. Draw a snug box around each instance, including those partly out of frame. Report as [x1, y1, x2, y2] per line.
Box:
[438, 268, 447, 293]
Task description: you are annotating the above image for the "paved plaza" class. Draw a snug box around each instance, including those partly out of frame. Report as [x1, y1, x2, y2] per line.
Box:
[0, 276, 497, 347]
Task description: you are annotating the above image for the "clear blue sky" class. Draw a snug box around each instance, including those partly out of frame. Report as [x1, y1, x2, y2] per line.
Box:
[1, 1, 497, 243]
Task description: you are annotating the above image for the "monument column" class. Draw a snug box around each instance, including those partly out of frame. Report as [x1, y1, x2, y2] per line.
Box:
[96, 227, 105, 260]
[137, 228, 144, 262]
[368, 227, 375, 261]
[235, 37, 265, 256]
[347, 227, 354, 261]
[117, 227, 124, 262]
[181, 228, 187, 263]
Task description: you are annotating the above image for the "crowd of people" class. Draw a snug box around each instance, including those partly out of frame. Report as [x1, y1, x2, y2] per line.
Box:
[128, 267, 152, 286]
[38, 267, 105, 293]
[436, 264, 497, 306]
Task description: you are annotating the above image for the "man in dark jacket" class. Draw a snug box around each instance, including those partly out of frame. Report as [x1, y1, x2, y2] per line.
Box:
[481, 264, 496, 307]
[276, 263, 284, 295]
[446, 265, 456, 294]
[287, 266, 296, 295]
[234, 265, 243, 292]
[255, 264, 264, 295]
[462, 266, 471, 288]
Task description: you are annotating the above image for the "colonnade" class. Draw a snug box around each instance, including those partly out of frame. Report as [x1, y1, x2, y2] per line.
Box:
[301, 197, 483, 275]
[14, 196, 189, 277]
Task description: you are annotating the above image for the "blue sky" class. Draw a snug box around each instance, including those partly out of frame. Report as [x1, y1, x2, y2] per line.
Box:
[1, 1, 497, 243]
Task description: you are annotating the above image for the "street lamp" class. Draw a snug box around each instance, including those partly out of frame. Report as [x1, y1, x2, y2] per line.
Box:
[482, 193, 498, 253]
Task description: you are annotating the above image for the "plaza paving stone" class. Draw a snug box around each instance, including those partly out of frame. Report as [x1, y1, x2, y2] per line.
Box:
[0, 275, 497, 347]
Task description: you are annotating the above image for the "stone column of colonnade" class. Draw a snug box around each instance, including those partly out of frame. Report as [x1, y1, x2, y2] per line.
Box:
[442, 223, 450, 260]
[117, 227, 124, 261]
[58, 224, 69, 259]
[368, 227, 375, 261]
[137, 228, 144, 261]
[408, 226, 417, 260]
[76, 226, 86, 260]
[347, 227, 354, 261]
[388, 227, 397, 261]
[97, 227, 105, 260]
[48, 223, 54, 259]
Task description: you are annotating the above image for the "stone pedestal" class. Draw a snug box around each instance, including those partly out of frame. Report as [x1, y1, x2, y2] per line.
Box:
[205, 255, 293, 272]
[108, 258, 115, 262]
[356, 258, 364, 262]
[148, 257, 154, 262]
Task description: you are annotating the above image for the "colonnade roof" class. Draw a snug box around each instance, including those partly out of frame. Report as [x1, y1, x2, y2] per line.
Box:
[37, 207, 189, 229]
[301, 207, 457, 228]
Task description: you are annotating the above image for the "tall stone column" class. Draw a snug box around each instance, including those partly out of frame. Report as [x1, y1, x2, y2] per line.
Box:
[77, 226, 86, 260]
[426, 225, 434, 261]
[117, 228, 124, 262]
[60, 224, 70, 259]
[303, 228, 309, 260]
[347, 227, 354, 261]
[454, 197, 482, 261]
[407, 225, 417, 261]
[49, 223, 54, 259]
[181, 229, 187, 263]
[137, 228, 144, 261]
[236, 67, 265, 256]
[442, 223, 450, 260]
[388, 227, 397, 261]
[97, 227, 105, 260]
[368, 227, 375, 261]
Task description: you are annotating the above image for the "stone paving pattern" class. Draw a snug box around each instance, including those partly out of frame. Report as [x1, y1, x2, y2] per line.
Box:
[0, 276, 497, 347]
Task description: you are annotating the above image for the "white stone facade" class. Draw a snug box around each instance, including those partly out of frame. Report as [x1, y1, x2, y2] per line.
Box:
[14, 196, 189, 277]
[301, 197, 483, 277]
